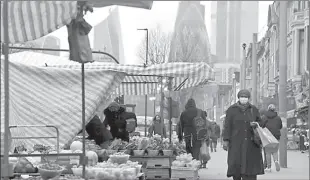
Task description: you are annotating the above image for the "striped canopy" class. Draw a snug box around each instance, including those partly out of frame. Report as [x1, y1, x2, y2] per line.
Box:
[0, 1, 153, 44]
[1, 52, 213, 150]
[0, 1, 77, 44]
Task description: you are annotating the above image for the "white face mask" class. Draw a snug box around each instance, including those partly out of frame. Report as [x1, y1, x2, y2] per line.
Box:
[239, 97, 249, 104]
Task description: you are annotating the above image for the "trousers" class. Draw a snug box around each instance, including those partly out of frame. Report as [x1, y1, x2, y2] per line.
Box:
[264, 144, 279, 168]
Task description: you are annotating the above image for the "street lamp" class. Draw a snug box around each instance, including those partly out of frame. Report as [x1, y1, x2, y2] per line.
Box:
[241, 43, 247, 89]
[137, 28, 149, 66]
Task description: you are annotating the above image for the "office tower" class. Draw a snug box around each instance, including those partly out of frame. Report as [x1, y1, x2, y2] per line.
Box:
[93, 7, 125, 64]
[211, 1, 258, 62]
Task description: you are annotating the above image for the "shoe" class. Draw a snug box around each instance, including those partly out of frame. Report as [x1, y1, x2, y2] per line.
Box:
[274, 161, 280, 172]
[265, 168, 271, 172]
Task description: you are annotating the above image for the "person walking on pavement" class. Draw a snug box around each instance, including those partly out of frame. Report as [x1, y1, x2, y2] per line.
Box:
[178, 98, 207, 160]
[222, 89, 265, 180]
[210, 121, 221, 152]
[263, 104, 282, 172]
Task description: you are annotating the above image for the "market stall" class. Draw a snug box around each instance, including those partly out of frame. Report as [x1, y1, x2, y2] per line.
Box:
[1, 1, 212, 179]
[1, 51, 213, 179]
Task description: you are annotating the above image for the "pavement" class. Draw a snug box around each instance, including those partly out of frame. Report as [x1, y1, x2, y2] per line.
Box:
[198, 148, 309, 180]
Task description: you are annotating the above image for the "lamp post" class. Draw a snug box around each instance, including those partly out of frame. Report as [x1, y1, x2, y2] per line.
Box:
[137, 28, 149, 66]
[278, 1, 288, 168]
[241, 43, 247, 89]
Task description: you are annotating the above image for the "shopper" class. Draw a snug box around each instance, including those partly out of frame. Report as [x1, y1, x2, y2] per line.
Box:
[148, 115, 167, 138]
[222, 89, 265, 180]
[84, 115, 113, 146]
[210, 121, 221, 152]
[263, 104, 282, 172]
[103, 102, 137, 142]
[178, 98, 207, 160]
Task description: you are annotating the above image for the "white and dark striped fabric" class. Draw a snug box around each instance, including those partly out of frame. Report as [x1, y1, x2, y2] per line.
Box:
[1, 52, 214, 149]
[1, 1, 77, 44]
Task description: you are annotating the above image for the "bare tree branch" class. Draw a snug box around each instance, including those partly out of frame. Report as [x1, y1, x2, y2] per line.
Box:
[136, 24, 172, 65]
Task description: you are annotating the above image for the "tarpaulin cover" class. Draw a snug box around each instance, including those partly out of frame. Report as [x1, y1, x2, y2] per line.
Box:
[0, 1, 77, 44]
[1, 52, 213, 150]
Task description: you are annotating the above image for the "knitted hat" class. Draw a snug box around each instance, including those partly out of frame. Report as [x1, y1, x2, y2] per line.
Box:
[268, 104, 276, 111]
[108, 102, 120, 111]
[237, 89, 251, 98]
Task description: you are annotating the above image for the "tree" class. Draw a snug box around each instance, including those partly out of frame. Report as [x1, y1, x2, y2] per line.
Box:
[137, 25, 172, 65]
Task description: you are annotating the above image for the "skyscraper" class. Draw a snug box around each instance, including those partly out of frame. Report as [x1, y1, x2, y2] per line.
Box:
[93, 7, 125, 64]
[211, 1, 259, 63]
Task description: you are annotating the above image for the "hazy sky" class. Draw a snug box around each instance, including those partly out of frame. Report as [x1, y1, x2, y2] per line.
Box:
[51, 1, 273, 64]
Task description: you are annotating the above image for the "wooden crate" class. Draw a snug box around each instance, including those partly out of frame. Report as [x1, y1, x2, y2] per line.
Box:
[145, 168, 170, 179]
[146, 157, 170, 168]
[171, 167, 198, 180]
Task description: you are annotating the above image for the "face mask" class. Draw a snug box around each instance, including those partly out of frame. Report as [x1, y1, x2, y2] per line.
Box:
[239, 97, 249, 104]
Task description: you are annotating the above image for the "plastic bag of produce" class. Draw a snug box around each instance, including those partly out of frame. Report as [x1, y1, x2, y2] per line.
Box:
[199, 141, 210, 163]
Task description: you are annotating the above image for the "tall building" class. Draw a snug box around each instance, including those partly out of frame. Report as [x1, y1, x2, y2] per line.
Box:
[93, 7, 125, 64]
[211, 1, 259, 63]
[215, 1, 228, 61]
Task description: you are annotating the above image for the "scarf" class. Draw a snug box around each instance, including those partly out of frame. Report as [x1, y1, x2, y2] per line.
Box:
[236, 102, 250, 112]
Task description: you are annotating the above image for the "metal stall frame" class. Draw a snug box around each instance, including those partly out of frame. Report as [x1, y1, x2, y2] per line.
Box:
[0, 46, 120, 179]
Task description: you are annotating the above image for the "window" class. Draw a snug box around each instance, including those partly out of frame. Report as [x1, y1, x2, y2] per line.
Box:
[298, 29, 305, 74]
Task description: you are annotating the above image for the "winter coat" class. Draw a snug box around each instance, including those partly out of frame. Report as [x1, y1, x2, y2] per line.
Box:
[103, 106, 137, 142]
[148, 120, 167, 138]
[84, 115, 113, 146]
[178, 99, 207, 141]
[210, 123, 221, 139]
[222, 103, 265, 177]
[263, 111, 283, 140]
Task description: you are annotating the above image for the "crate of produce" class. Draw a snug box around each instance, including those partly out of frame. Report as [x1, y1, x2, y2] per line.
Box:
[145, 168, 170, 179]
[171, 167, 198, 180]
[146, 157, 170, 168]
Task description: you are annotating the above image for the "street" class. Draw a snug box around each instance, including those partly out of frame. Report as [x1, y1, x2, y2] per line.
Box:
[199, 149, 309, 180]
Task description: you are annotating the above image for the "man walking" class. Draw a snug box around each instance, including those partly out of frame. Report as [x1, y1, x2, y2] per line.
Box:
[210, 121, 221, 152]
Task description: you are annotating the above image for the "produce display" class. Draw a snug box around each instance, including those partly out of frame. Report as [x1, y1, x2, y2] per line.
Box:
[172, 153, 201, 169]
[108, 152, 130, 164]
[14, 157, 37, 173]
[37, 163, 64, 180]
[71, 154, 142, 180]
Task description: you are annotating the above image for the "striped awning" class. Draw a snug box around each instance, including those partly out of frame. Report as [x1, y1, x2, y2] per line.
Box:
[8, 52, 215, 95]
[1, 1, 77, 44]
[1, 52, 213, 149]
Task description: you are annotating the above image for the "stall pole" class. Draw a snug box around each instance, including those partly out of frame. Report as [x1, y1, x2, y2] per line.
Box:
[0, 0, 2, 161]
[168, 77, 173, 143]
[3, 0, 11, 179]
[81, 63, 87, 178]
[307, 0, 310, 172]
[144, 94, 148, 137]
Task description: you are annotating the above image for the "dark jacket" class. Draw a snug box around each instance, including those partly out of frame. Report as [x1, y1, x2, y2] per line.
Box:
[222, 103, 264, 177]
[264, 110, 283, 140]
[84, 115, 113, 145]
[178, 99, 207, 140]
[210, 123, 221, 139]
[103, 106, 137, 142]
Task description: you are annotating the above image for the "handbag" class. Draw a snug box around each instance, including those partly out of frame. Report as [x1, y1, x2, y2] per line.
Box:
[248, 108, 262, 147]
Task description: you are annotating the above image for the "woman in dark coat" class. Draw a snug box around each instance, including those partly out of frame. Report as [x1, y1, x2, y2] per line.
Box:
[222, 89, 265, 180]
[103, 102, 137, 142]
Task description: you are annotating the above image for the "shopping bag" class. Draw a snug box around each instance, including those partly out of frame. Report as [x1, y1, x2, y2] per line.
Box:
[200, 141, 211, 163]
[256, 126, 279, 148]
